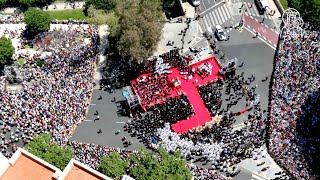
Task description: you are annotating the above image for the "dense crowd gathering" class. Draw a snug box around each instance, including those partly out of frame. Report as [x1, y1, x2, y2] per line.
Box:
[0, 24, 98, 157]
[0, 14, 23, 24]
[198, 79, 223, 116]
[155, 94, 194, 123]
[124, 94, 194, 147]
[0, 7, 317, 180]
[268, 24, 320, 179]
[157, 75, 267, 169]
[71, 141, 229, 179]
[131, 73, 172, 108]
[70, 141, 136, 170]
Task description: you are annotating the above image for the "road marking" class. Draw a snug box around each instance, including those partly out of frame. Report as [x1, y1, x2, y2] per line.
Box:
[252, 173, 268, 180]
[203, 16, 210, 29]
[84, 120, 92, 122]
[221, 5, 229, 20]
[116, 122, 126, 124]
[212, 10, 220, 26]
[199, 26, 203, 34]
[199, 1, 224, 16]
[244, 26, 276, 50]
[209, 11, 216, 27]
[90, 104, 96, 105]
[225, 5, 231, 18]
[217, 7, 225, 23]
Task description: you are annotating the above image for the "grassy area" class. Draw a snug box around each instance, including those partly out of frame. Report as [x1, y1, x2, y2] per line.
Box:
[47, 9, 88, 20]
[15, 58, 26, 66]
[25, 44, 35, 49]
[280, 0, 288, 10]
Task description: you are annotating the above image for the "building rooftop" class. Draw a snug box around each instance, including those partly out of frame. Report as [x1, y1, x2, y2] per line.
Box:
[0, 147, 133, 180]
[0, 148, 61, 180]
[59, 159, 111, 180]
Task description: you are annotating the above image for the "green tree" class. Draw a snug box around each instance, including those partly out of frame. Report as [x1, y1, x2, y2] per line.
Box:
[98, 152, 128, 180]
[24, 8, 50, 36]
[288, 0, 320, 24]
[108, 0, 164, 63]
[25, 134, 73, 170]
[129, 147, 192, 180]
[0, 0, 7, 8]
[86, 5, 108, 25]
[19, 0, 53, 7]
[85, 0, 118, 11]
[0, 37, 14, 65]
[161, 0, 177, 17]
[105, 11, 120, 38]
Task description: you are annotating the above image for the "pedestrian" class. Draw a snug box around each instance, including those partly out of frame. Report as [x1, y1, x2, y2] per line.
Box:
[97, 129, 102, 134]
[95, 110, 98, 115]
[94, 115, 99, 121]
[98, 95, 102, 100]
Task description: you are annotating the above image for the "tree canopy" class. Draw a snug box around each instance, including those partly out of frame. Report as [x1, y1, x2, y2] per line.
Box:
[98, 147, 192, 180]
[25, 134, 73, 170]
[106, 0, 165, 63]
[288, 0, 320, 24]
[85, 0, 119, 12]
[18, 0, 53, 7]
[0, 37, 14, 65]
[0, 0, 7, 9]
[98, 152, 128, 179]
[129, 147, 192, 180]
[161, 0, 179, 17]
[24, 8, 50, 36]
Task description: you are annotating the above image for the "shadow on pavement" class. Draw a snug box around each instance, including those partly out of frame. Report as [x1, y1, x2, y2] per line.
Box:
[294, 89, 320, 177]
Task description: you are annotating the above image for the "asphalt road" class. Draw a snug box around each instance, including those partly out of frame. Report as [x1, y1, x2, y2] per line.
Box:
[70, 88, 145, 150]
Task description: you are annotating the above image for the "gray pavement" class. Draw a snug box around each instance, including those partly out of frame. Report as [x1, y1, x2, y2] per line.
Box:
[154, 19, 200, 56]
[70, 89, 144, 150]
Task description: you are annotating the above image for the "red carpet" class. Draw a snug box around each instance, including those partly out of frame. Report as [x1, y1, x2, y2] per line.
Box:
[170, 57, 222, 133]
[131, 57, 223, 134]
[232, 108, 252, 116]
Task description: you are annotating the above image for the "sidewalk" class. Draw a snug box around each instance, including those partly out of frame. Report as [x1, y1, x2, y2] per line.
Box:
[154, 3, 201, 56]
[238, 145, 284, 179]
[265, 0, 282, 29]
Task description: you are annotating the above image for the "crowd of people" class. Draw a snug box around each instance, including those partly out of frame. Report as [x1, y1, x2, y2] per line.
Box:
[131, 73, 172, 108]
[0, 24, 98, 157]
[0, 8, 317, 180]
[70, 141, 136, 170]
[268, 23, 320, 179]
[71, 141, 229, 179]
[198, 79, 223, 116]
[0, 14, 23, 24]
[124, 94, 194, 147]
[155, 94, 194, 123]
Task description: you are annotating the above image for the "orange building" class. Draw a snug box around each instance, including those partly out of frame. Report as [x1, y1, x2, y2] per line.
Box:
[0, 148, 132, 180]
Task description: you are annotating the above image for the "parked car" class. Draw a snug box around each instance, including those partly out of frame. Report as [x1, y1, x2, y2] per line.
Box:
[190, 0, 200, 7]
[215, 25, 227, 41]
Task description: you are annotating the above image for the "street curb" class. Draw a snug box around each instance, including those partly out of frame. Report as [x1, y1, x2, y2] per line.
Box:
[273, 0, 285, 15]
